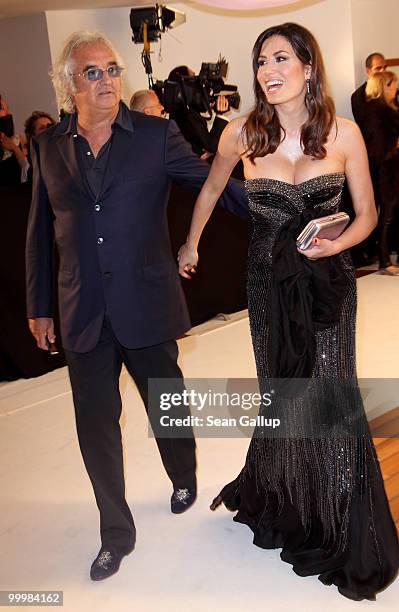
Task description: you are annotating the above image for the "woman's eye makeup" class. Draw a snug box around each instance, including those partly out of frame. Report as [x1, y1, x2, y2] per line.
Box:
[257, 54, 289, 67]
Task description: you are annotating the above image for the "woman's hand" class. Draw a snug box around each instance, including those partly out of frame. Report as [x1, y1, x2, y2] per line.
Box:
[298, 237, 341, 260]
[0, 132, 18, 153]
[178, 243, 199, 279]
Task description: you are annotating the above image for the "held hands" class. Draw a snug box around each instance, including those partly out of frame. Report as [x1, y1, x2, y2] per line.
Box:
[298, 237, 341, 260]
[28, 317, 55, 351]
[178, 243, 199, 279]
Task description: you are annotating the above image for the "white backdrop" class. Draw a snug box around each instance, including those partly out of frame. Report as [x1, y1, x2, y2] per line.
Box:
[2, 1, 399, 134]
[351, 0, 399, 86]
[45, 0, 355, 118]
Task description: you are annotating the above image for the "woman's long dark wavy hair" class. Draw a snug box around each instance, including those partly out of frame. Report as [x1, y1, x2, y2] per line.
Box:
[244, 23, 335, 163]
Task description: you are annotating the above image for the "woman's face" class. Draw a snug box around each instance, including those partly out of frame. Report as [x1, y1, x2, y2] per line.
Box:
[256, 35, 311, 106]
[385, 78, 398, 104]
[33, 116, 54, 136]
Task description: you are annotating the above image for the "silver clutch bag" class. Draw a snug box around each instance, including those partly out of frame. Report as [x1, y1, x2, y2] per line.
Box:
[296, 212, 350, 250]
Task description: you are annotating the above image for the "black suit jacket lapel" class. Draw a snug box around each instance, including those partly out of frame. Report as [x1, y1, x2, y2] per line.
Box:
[101, 127, 135, 196]
[55, 133, 89, 198]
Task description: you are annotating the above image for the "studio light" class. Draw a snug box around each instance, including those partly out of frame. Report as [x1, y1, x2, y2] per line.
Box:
[130, 4, 186, 43]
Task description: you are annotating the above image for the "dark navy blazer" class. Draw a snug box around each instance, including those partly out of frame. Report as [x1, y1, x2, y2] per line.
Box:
[26, 103, 248, 352]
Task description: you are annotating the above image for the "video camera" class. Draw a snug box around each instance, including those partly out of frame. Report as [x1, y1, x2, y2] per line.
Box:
[129, 5, 240, 116]
[154, 57, 240, 119]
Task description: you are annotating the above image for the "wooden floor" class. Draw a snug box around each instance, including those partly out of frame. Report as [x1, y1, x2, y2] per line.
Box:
[370, 406, 399, 532]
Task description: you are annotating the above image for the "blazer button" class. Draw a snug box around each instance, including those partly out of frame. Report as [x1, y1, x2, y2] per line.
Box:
[95, 204, 101, 212]
[97, 237, 104, 245]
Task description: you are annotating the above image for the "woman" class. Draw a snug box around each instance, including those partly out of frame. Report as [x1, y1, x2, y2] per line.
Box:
[178, 23, 398, 600]
[364, 71, 399, 275]
[24, 111, 56, 183]
[24, 111, 56, 151]
[0, 95, 29, 185]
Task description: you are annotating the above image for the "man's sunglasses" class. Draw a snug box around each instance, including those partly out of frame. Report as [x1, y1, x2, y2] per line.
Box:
[73, 65, 124, 82]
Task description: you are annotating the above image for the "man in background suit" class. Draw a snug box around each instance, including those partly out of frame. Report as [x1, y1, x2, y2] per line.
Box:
[351, 52, 387, 133]
[351, 52, 387, 266]
[26, 31, 247, 581]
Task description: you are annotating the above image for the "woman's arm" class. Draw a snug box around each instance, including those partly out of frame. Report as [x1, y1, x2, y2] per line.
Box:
[178, 118, 243, 278]
[301, 119, 377, 260]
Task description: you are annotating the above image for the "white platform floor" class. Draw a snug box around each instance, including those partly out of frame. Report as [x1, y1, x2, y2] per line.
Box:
[1, 272, 398, 611]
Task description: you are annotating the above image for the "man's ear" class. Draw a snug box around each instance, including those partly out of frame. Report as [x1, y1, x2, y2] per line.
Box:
[143, 108, 151, 116]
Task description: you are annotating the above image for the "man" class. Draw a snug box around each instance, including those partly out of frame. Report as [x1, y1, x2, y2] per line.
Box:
[351, 52, 387, 132]
[129, 89, 164, 116]
[26, 31, 247, 581]
[350, 53, 387, 266]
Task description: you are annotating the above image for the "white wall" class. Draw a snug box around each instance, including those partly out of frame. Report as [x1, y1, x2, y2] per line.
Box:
[0, 13, 58, 135]
[351, 0, 399, 87]
[45, 0, 355, 118]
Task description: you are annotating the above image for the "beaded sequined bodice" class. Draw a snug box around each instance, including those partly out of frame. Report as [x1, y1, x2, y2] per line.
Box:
[243, 171, 354, 380]
[245, 172, 346, 266]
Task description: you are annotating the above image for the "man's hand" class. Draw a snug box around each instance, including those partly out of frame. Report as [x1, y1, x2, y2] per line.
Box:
[28, 317, 55, 350]
[177, 243, 199, 279]
[215, 95, 229, 115]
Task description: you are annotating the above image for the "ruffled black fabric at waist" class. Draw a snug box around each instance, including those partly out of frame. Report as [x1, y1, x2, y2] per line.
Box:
[268, 207, 351, 379]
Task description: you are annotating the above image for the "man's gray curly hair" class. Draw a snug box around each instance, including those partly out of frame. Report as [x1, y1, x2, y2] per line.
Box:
[50, 30, 125, 113]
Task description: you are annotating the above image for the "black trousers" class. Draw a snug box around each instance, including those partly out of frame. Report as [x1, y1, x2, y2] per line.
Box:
[378, 159, 399, 268]
[65, 317, 196, 553]
[379, 196, 399, 268]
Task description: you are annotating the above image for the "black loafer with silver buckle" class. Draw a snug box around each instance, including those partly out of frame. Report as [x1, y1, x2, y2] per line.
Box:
[171, 487, 197, 514]
[90, 544, 134, 581]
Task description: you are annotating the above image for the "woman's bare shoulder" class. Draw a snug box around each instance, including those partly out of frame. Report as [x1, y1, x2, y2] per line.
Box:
[219, 114, 249, 154]
[224, 114, 249, 137]
[335, 115, 362, 140]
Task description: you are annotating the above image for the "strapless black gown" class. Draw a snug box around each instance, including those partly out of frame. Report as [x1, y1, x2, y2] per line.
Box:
[212, 173, 399, 601]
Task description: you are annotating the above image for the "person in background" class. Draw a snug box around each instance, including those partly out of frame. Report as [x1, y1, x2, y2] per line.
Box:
[129, 89, 165, 116]
[24, 111, 56, 151]
[168, 65, 229, 160]
[0, 96, 29, 184]
[351, 53, 387, 266]
[364, 71, 399, 275]
[24, 111, 56, 183]
[351, 52, 387, 130]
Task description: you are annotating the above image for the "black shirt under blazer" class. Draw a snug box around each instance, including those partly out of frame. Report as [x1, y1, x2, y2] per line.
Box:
[26, 103, 248, 352]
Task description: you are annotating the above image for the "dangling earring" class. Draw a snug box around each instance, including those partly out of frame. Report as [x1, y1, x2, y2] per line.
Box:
[306, 78, 311, 96]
